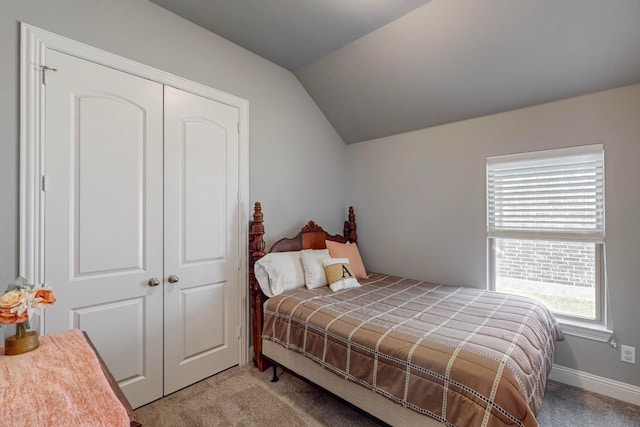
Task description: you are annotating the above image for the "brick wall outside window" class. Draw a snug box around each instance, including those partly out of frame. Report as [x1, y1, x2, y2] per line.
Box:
[495, 240, 595, 288]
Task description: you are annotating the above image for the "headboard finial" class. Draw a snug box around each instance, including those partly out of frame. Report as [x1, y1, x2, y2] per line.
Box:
[250, 202, 265, 256]
[253, 202, 263, 222]
[344, 206, 357, 244]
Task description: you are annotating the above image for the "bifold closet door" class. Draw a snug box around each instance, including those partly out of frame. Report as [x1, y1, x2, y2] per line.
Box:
[42, 49, 241, 407]
[163, 86, 240, 394]
[43, 49, 164, 409]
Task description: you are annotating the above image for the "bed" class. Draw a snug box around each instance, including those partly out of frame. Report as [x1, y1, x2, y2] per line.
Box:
[249, 202, 563, 427]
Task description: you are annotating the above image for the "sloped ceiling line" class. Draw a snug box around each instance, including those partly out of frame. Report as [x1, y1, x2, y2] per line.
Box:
[152, 0, 640, 144]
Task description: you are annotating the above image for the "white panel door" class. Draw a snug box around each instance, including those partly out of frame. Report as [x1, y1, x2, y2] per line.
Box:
[163, 86, 240, 394]
[43, 50, 164, 408]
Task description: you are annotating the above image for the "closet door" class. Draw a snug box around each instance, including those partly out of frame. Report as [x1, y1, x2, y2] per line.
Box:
[163, 86, 240, 394]
[43, 50, 164, 408]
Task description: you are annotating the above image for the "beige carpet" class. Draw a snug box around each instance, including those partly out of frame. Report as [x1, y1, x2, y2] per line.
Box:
[134, 364, 640, 426]
[134, 364, 380, 427]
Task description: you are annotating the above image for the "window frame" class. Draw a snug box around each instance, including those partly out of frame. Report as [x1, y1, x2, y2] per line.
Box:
[486, 145, 611, 341]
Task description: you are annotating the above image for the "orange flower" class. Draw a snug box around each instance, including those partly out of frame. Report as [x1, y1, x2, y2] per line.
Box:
[0, 307, 28, 325]
[35, 289, 56, 305]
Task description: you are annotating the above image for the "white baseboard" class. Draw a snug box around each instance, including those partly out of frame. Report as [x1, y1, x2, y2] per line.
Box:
[550, 364, 640, 406]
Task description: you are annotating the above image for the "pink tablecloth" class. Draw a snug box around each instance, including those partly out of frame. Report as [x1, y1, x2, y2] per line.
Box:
[1, 328, 132, 427]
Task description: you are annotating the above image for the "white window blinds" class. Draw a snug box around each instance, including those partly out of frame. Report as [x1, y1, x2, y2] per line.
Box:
[487, 144, 604, 241]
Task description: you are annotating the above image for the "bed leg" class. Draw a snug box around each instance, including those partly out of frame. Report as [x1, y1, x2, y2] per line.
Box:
[271, 364, 279, 383]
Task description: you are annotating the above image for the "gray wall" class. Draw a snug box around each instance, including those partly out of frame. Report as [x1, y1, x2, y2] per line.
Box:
[346, 84, 640, 386]
[0, 1, 347, 338]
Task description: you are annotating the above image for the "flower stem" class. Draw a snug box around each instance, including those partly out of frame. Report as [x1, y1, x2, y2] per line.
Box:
[16, 322, 27, 339]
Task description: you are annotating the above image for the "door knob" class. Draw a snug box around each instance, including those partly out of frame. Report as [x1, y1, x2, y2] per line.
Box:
[168, 275, 180, 283]
[148, 277, 160, 287]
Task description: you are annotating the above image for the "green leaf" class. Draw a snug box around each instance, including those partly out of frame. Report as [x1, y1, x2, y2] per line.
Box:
[6, 276, 33, 292]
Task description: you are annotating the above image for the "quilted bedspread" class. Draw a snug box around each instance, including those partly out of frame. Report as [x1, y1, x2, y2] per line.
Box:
[0, 328, 132, 427]
[263, 273, 563, 427]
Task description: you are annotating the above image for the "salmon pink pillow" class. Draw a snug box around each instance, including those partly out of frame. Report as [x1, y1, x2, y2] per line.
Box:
[325, 240, 367, 279]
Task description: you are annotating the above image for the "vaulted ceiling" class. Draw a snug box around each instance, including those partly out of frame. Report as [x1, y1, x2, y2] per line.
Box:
[151, 0, 640, 144]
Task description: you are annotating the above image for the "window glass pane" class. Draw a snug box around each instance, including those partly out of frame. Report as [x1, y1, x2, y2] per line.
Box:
[494, 238, 596, 319]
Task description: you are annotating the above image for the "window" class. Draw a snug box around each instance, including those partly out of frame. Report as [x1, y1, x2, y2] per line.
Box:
[487, 145, 608, 336]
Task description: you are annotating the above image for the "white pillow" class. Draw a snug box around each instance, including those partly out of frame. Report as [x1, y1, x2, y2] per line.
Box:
[323, 258, 361, 292]
[254, 251, 305, 296]
[300, 249, 330, 289]
[254, 264, 274, 298]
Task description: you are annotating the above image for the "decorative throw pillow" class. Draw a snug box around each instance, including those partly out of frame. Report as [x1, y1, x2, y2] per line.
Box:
[323, 258, 360, 292]
[324, 240, 367, 279]
[300, 249, 330, 289]
[254, 251, 305, 296]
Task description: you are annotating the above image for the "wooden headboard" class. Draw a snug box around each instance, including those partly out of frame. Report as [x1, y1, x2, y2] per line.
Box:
[248, 202, 357, 370]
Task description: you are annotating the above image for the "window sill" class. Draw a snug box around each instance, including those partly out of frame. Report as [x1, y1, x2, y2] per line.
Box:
[558, 319, 612, 342]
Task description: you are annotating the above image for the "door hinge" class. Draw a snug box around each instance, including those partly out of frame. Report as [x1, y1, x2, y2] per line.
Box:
[237, 326, 242, 339]
[237, 122, 240, 133]
[41, 65, 58, 85]
[41, 175, 47, 192]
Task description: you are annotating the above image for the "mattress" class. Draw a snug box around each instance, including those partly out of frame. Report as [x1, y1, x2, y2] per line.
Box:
[263, 273, 563, 427]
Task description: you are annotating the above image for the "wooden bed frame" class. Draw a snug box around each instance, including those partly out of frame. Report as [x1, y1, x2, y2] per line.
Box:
[248, 202, 357, 370]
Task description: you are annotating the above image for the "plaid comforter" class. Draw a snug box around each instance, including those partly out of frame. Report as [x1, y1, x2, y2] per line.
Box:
[263, 273, 563, 427]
